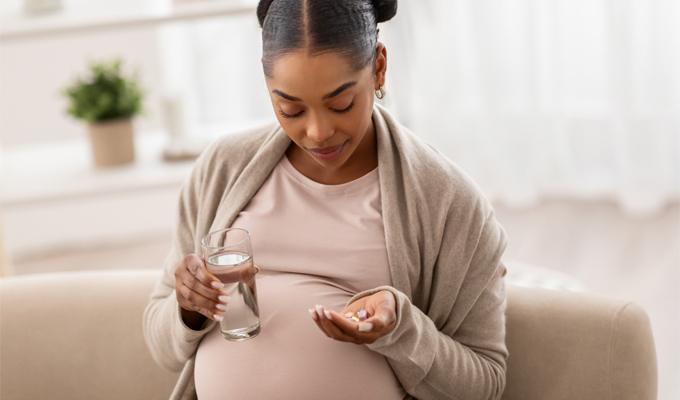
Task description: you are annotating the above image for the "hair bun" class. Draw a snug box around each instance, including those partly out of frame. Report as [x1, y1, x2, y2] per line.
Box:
[257, 0, 276, 28]
[371, 0, 398, 23]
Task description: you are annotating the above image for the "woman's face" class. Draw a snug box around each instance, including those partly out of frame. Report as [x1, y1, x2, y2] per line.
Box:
[264, 45, 386, 172]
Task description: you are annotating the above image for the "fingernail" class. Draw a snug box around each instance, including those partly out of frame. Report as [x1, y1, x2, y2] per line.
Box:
[216, 303, 227, 311]
[218, 295, 230, 303]
[211, 281, 224, 289]
[324, 309, 332, 319]
[357, 309, 368, 320]
[358, 322, 373, 332]
[315, 304, 324, 319]
[344, 312, 353, 318]
[308, 308, 318, 321]
[213, 314, 224, 322]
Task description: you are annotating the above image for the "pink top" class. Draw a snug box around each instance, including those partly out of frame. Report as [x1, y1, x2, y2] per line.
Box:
[194, 155, 406, 399]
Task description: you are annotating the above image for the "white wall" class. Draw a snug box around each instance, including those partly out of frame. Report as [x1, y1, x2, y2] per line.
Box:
[0, 0, 171, 148]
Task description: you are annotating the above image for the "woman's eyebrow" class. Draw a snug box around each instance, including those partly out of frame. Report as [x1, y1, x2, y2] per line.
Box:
[272, 81, 357, 102]
[322, 81, 357, 99]
[272, 90, 301, 102]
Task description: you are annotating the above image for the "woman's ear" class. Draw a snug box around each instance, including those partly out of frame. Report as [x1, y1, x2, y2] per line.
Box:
[374, 42, 388, 89]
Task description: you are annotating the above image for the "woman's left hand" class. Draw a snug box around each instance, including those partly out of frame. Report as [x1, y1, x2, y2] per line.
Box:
[308, 290, 397, 345]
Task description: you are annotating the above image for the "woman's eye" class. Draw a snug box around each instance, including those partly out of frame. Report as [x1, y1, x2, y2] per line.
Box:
[277, 100, 354, 119]
[278, 109, 304, 119]
[331, 101, 354, 113]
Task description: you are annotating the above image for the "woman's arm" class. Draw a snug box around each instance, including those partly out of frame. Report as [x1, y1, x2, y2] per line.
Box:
[346, 213, 509, 400]
[142, 267, 217, 372]
[141, 146, 219, 372]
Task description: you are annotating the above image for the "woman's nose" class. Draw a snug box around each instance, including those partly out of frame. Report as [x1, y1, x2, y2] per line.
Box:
[306, 114, 334, 143]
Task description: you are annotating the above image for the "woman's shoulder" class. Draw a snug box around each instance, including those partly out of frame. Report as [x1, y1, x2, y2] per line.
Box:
[204, 122, 280, 163]
[391, 123, 506, 268]
[193, 122, 280, 177]
[394, 123, 495, 219]
[377, 105, 492, 218]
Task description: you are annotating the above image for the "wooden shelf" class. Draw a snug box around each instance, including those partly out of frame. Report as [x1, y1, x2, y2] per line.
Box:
[0, 132, 193, 206]
[0, 0, 257, 43]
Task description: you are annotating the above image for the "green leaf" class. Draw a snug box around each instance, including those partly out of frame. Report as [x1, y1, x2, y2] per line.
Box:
[62, 58, 144, 123]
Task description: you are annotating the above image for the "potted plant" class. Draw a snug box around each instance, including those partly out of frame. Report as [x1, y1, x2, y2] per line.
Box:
[63, 58, 144, 167]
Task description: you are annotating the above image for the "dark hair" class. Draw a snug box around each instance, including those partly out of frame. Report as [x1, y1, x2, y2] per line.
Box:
[256, 0, 398, 76]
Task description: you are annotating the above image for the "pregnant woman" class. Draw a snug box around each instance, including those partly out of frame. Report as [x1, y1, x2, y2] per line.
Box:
[143, 1, 509, 399]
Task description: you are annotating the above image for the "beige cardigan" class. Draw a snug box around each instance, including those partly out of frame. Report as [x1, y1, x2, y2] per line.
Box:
[143, 104, 509, 400]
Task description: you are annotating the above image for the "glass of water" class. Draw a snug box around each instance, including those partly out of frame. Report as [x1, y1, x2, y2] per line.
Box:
[201, 228, 260, 341]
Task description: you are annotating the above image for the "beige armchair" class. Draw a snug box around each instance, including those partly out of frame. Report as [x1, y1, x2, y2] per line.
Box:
[0, 269, 657, 399]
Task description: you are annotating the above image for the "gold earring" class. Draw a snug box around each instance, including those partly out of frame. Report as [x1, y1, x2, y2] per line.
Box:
[375, 86, 385, 99]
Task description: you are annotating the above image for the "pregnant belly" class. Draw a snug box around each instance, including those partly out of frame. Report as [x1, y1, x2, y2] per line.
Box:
[194, 271, 405, 400]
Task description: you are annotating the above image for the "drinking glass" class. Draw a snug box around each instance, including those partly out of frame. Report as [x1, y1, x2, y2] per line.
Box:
[201, 228, 260, 341]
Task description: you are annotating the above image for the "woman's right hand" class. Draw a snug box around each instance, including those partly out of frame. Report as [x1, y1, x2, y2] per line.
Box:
[174, 254, 229, 325]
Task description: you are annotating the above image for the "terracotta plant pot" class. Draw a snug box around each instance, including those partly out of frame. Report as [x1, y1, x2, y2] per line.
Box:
[87, 118, 135, 167]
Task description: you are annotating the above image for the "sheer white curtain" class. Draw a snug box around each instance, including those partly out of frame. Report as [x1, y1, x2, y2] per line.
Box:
[381, 0, 680, 213]
[177, 0, 679, 214]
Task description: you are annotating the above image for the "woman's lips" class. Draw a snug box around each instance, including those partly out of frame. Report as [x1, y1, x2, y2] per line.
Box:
[309, 141, 347, 160]
[312, 143, 343, 154]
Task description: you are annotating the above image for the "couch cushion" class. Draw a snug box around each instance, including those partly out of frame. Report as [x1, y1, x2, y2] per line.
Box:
[0, 270, 178, 400]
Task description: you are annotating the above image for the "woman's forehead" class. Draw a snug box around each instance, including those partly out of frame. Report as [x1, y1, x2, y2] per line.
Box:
[267, 51, 369, 97]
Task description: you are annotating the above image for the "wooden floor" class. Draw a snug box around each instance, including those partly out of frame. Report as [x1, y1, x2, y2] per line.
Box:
[10, 198, 680, 399]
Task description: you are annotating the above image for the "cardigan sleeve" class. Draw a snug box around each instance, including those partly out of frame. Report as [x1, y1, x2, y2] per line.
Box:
[346, 212, 509, 400]
[142, 147, 219, 372]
